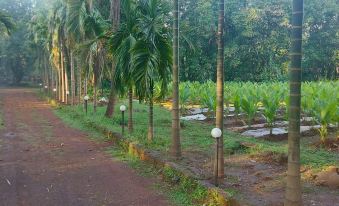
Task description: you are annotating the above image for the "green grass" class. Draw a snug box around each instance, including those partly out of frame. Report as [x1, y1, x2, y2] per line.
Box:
[106, 146, 209, 206]
[54, 102, 214, 206]
[54, 100, 338, 172]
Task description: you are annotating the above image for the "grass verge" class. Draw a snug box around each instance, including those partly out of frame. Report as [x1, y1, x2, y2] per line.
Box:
[54, 100, 338, 172]
[52, 102, 212, 205]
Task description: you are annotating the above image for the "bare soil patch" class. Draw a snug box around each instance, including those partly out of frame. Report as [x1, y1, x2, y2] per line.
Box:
[0, 88, 170, 206]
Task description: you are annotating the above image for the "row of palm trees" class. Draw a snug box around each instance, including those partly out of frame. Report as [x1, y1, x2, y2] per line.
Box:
[30, 0, 304, 205]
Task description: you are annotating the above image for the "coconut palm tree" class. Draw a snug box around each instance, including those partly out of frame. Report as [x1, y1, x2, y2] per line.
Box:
[215, 0, 225, 178]
[170, 0, 181, 158]
[284, 0, 304, 205]
[132, 0, 172, 141]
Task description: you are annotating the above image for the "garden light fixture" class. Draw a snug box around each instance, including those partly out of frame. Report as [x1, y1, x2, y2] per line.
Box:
[211, 127, 222, 187]
[66, 91, 70, 104]
[84, 95, 89, 114]
[53, 88, 57, 99]
[120, 105, 127, 135]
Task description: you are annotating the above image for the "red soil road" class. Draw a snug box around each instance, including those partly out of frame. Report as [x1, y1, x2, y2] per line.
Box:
[0, 88, 170, 206]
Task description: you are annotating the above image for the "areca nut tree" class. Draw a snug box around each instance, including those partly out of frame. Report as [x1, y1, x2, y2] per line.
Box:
[284, 0, 304, 205]
[215, 0, 225, 178]
[110, 0, 138, 133]
[171, 0, 181, 158]
[105, 0, 121, 118]
[132, 0, 172, 141]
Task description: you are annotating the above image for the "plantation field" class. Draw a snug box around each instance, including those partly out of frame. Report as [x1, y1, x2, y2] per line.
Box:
[94, 81, 338, 146]
[55, 83, 339, 205]
[158, 81, 337, 144]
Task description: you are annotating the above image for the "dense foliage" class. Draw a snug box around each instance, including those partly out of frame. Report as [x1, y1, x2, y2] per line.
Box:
[0, 0, 337, 84]
[0, 0, 36, 84]
[178, 0, 338, 82]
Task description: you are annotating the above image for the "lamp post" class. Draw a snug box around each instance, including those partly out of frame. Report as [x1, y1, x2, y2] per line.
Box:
[84, 95, 89, 115]
[53, 88, 57, 100]
[120, 105, 127, 135]
[211, 128, 222, 187]
[66, 91, 70, 105]
[39, 83, 42, 92]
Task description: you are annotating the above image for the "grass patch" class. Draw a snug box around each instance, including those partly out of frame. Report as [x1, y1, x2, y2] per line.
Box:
[54, 100, 338, 172]
[106, 145, 209, 206]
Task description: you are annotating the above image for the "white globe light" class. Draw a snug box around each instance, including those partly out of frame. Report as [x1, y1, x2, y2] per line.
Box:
[66, 91, 70, 95]
[39, 83, 42, 86]
[53, 88, 57, 92]
[84, 95, 89, 101]
[211, 128, 222, 138]
[44, 86, 48, 89]
[120, 105, 127, 112]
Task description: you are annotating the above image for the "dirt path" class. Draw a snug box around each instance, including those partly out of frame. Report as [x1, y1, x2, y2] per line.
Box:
[0, 88, 170, 206]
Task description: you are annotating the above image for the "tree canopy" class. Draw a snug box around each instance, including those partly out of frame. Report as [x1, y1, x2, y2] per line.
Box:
[0, 0, 338, 84]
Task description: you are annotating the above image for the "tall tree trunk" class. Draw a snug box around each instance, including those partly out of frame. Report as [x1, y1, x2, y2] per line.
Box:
[105, 0, 120, 118]
[58, 59, 61, 101]
[171, 0, 181, 158]
[147, 86, 154, 141]
[50, 67, 54, 98]
[128, 87, 133, 133]
[44, 52, 49, 92]
[93, 75, 97, 113]
[57, 69, 60, 100]
[77, 66, 82, 104]
[284, 0, 304, 205]
[61, 50, 65, 103]
[215, 0, 225, 178]
[65, 62, 69, 105]
[71, 51, 75, 105]
[84, 77, 88, 96]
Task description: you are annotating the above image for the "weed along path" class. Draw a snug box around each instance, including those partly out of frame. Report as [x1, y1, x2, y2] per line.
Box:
[0, 88, 170, 206]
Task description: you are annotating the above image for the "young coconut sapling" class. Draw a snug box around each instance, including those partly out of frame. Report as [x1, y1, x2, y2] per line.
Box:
[241, 89, 259, 128]
[262, 89, 283, 135]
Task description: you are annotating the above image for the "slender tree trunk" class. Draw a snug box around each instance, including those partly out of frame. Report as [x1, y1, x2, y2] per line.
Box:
[58, 61, 61, 101]
[94, 75, 97, 113]
[61, 50, 65, 103]
[50, 68, 53, 97]
[147, 87, 154, 141]
[171, 0, 181, 158]
[71, 51, 75, 105]
[215, 0, 225, 178]
[65, 62, 69, 105]
[105, 72, 117, 117]
[105, 0, 120, 118]
[78, 66, 82, 104]
[284, 1, 304, 205]
[57, 69, 60, 100]
[84, 77, 88, 96]
[128, 87, 133, 133]
[44, 53, 49, 91]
